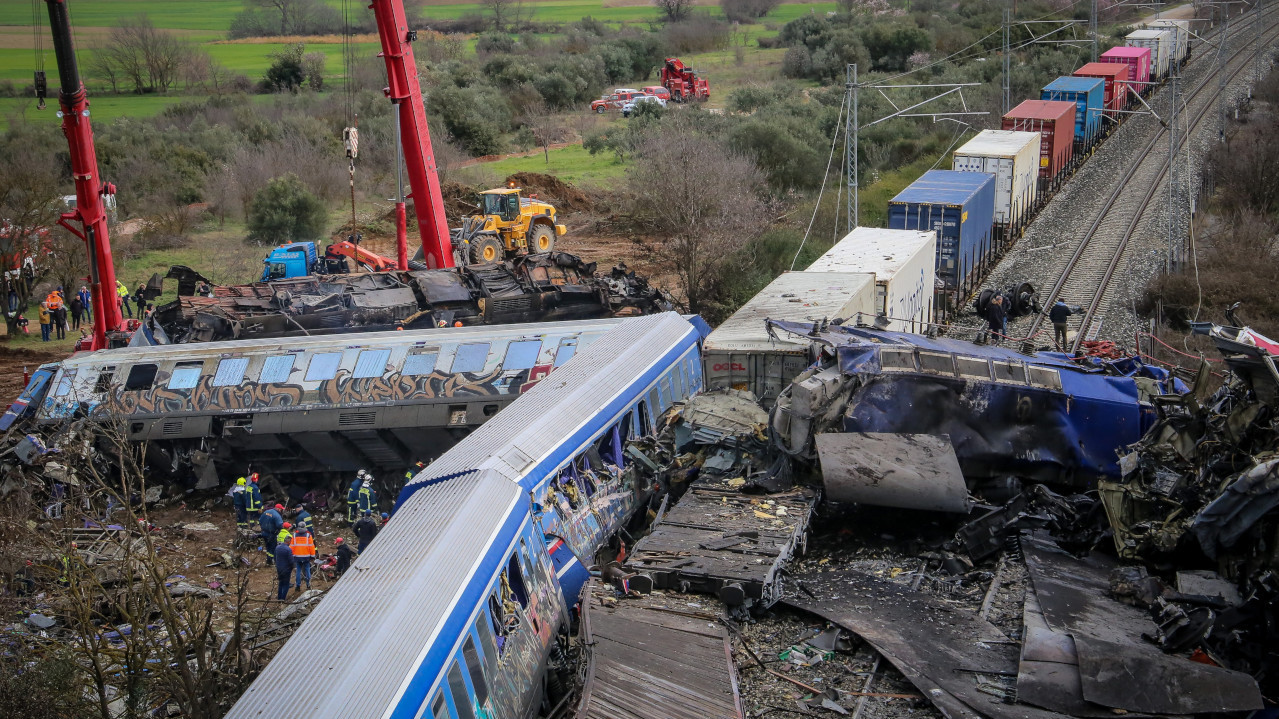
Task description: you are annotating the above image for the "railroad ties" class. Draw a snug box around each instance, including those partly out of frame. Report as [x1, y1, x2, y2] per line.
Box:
[575, 580, 744, 719]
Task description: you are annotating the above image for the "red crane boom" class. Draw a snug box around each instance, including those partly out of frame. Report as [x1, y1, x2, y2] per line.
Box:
[44, 0, 124, 351]
[369, 0, 455, 269]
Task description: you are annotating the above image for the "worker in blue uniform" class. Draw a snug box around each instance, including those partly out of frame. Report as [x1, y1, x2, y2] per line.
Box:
[358, 479, 378, 516]
[273, 533, 295, 601]
[245, 475, 263, 526]
[232, 477, 248, 529]
[347, 470, 367, 523]
[260, 504, 284, 566]
[293, 505, 312, 535]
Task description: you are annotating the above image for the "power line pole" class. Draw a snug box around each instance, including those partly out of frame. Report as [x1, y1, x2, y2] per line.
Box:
[1090, 0, 1098, 61]
[845, 63, 857, 234]
[1003, 8, 1012, 114]
[1166, 73, 1179, 272]
[1218, 6, 1231, 141]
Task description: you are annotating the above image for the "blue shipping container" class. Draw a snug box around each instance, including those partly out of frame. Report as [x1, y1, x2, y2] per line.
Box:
[1041, 76, 1104, 147]
[888, 170, 996, 293]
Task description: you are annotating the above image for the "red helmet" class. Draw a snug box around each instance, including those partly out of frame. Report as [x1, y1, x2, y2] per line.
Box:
[250, 473, 260, 483]
[335, 537, 344, 544]
[274, 504, 284, 511]
[283, 522, 292, 529]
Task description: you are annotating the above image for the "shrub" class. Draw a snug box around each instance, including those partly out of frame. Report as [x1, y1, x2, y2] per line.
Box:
[721, 0, 782, 23]
[476, 31, 517, 55]
[664, 16, 732, 54]
[263, 44, 306, 93]
[431, 84, 513, 156]
[781, 46, 812, 78]
[247, 173, 328, 243]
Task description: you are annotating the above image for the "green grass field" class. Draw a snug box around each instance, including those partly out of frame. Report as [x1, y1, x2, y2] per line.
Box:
[461, 144, 628, 186]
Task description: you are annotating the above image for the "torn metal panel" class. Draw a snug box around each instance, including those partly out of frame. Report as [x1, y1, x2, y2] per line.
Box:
[816, 432, 970, 512]
[1191, 457, 1279, 559]
[786, 568, 1070, 719]
[1021, 533, 1263, 714]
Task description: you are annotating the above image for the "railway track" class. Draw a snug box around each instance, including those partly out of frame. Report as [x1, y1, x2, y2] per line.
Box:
[1025, 7, 1279, 353]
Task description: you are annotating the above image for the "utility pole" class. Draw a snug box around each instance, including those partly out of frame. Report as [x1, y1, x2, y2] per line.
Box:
[1256, 0, 1264, 90]
[1166, 73, 1179, 271]
[1218, 7, 1231, 141]
[1090, 0, 1099, 61]
[1003, 8, 1012, 114]
[845, 64, 858, 233]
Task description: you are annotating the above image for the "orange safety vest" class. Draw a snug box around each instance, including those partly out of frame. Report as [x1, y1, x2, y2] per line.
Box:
[46, 293, 63, 310]
[289, 533, 316, 558]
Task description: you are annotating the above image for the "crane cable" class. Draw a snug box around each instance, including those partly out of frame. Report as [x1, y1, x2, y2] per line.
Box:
[341, 0, 359, 240]
[30, 0, 46, 109]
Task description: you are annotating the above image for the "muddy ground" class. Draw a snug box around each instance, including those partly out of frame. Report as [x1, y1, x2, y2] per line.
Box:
[0, 346, 68, 406]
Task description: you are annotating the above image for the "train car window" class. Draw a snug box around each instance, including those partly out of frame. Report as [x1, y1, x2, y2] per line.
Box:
[353, 349, 391, 379]
[687, 355, 702, 388]
[992, 361, 1027, 384]
[52, 369, 77, 398]
[918, 352, 956, 376]
[474, 614, 500, 676]
[167, 361, 204, 390]
[503, 340, 542, 371]
[402, 351, 438, 376]
[461, 636, 490, 705]
[429, 691, 450, 719]
[648, 387, 660, 415]
[258, 355, 295, 384]
[673, 366, 686, 400]
[506, 555, 528, 608]
[1028, 367, 1062, 390]
[637, 401, 652, 436]
[451, 343, 490, 373]
[446, 661, 476, 719]
[660, 376, 672, 405]
[554, 338, 577, 367]
[880, 348, 917, 371]
[305, 352, 342, 381]
[124, 364, 158, 391]
[956, 357, 991, 380]
[94, 367, 116, 394]
[212, 357, 250, 387]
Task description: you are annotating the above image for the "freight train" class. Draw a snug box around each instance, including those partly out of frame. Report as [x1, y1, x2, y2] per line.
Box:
[882, 21, 1194, 317]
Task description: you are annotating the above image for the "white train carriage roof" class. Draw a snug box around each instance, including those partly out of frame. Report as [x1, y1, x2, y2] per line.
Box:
[404, 311, 703, 495]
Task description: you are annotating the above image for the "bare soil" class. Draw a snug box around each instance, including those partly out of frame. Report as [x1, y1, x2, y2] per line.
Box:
[0, 345, 68, 406]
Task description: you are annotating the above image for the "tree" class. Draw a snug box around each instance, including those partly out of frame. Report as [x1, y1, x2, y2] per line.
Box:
[247, 173, 328, 243]
[721, 0, 782, 22]
[482, 0, 516, 30]
[628, 126, 767, 316]
[89, 15, 189, 94]
[654, 0, 693, 22]
[0, 140, 62, 334]
[264, 43, 306, 92]
[518, 99, 564, 164]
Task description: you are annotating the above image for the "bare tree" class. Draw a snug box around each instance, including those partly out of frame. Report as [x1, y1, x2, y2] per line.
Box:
[91, 15, 190, 95]
[0, 141, 62, 333]
[518, 99, 565, 164]
[254, 0, 299, 35]
[654, 0, 694, 22]
[627, 128, 767, 315]
[483, 0, 516, 30]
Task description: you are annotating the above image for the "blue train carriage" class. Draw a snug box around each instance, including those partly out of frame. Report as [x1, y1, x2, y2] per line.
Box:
[888, 170, 997, 317]
[1041, 76, 1105, 154]
[770, 321, 1183, 487]
[27, 319, 628, 482]
[0, 362, 58, 431]
[222, 312, 709, 719]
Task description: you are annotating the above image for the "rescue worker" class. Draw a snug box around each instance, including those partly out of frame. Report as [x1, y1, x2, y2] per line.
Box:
[985, 294, 1008, 346]
[358, 479, 378, 516]
[1048, 300, 1082, 351]
[290, 525, 316, 591]
[260, 504, 284, 566]
[245, 475, 263, 526]
[347, 470, 366, 523]
[231, 477, 248, 529]
[380, 512, 389, 527]
[335, 537, 354, 576]
[353, 511, 379, 553]
[273, 532, 295, 601]
[405, 460, 426, 484]
[293, 505, 312, 535]
[37, 302, 51, 342]
[117, 280, 132, 318]
[59, 542, 78, 586]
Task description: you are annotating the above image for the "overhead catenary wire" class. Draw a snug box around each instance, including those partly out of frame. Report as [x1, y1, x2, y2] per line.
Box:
[790, 90, 848, 271]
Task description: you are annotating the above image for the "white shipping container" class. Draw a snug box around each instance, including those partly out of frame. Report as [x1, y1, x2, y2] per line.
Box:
[807, 227, 937, 332]
[951, 130, 1040, 231]
[1127, 29, 1174, 79]
[1147, 19, 1189, 66]
[703, 271, 876, 404]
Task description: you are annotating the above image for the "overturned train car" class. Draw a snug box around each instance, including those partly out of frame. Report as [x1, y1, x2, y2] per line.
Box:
[770, 321, 1184, 487]
[156, 251, 668, 344]
[30, 319, 641, 486]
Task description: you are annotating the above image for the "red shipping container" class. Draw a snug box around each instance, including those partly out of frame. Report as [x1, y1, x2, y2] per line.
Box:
[1001, 100, 1076, 184]
[1099, 46, 1152, 98]
[1074, 62, 1130, 117]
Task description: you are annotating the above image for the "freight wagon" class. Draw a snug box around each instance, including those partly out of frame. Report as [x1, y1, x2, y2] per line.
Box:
[1127, 28, 1175, 80]
[952, 130, 1040, 242]
[702, 271, 876, 405]
[1074, 62, 1130, 125]
[1149, 19, 1191, 67]
[807, 227, 937, 333]
[1100, 46, 1152, 102]
[1041, 76, 1104, 151]
[888, 170, 996, 312]
[1001, 100, 1077, 191]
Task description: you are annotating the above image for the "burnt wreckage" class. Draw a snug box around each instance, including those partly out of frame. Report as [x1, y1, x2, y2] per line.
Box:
[156, 251, 668, 343]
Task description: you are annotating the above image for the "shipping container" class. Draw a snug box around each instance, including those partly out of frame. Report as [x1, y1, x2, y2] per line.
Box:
[1001, 99, 1077, 189]
[1148, 19, 1190, 66]
[1041, 76, 1104, 148]
[952, 130, 1040, 237]
[1074, 62, 1130, 121]
[1099, 46, 1152, 98]
[1126, 29, 1174, 79]
[703, 271, 876, 405]
[807, 227, 937, 333]
[888, 170, 996, 299]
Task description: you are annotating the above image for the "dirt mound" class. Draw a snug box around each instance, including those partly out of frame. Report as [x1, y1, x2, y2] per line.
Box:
[0, 344, 68, 405]
[505, 172, 598, 213]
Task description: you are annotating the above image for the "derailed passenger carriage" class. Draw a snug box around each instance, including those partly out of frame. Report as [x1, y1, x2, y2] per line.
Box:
[223, 312, 708, 719]
[769, 321, 1184, 488]
[33, 319, 631, 484]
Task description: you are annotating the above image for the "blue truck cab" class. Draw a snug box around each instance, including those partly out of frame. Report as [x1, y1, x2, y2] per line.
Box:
[261, 242, 318, 281]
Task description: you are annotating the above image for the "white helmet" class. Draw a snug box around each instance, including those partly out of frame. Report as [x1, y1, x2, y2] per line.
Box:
[362, 480, 371, 488]
[357, 469, 367, 479]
